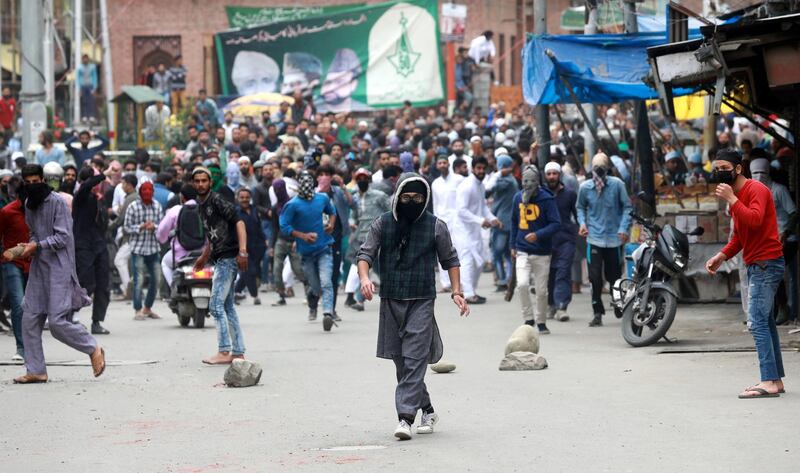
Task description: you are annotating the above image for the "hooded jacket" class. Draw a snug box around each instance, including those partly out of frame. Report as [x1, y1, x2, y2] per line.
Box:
[510, 186, 561, 255]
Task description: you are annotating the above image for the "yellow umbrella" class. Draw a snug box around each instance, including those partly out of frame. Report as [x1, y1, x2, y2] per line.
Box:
[223, 93, 295, 121]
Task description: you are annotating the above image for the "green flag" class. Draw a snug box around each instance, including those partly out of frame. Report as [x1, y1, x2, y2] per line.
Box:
[215, 0, 444, 111]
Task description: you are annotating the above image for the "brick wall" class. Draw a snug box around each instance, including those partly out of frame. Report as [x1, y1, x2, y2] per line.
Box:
[107, 0, 574, 97]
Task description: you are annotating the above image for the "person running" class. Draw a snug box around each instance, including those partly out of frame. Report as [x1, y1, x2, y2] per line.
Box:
[270, 178, 307, 306]
[543, 162, 578, 322]
[577, 153, 632, 327]
[356, 172, 468, 440]
[705, 148, 787, 399]
[279, 171, 338, 331]
[9, 164, 105, 383]
[191, 167, 249, 365]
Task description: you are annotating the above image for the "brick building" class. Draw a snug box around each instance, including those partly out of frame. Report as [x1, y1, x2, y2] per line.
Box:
[106, 0, 576, 98]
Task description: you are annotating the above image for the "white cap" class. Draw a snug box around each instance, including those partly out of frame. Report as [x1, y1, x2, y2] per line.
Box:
[494, 147, 509, 158]
[544, 162, 562, 174]
[358, 120, 368, 128]
[469, 135, 482, 144]
[238, 156, 251, 164]
[494, 132, 506, 143]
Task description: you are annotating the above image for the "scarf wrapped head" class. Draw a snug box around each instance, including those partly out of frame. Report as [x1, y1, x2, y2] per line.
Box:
[209, 165, 223, 192]
[139, 181, 154, 205]
[592, 153, 610, 193]
[521, 165, 540, 203]
[298, 171, 315, 200]
[391, 173, 431, 259]
[272, 178, 290, 216]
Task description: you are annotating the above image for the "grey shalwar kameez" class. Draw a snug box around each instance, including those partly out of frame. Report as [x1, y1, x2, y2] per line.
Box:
[22, 193, 95, 375]
[357, 174, 460, 423]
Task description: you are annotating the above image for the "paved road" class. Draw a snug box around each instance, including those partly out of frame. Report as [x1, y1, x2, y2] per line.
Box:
[2, 279, 798, 473]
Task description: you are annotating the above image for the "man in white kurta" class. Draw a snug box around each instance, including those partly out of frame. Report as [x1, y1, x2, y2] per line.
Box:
[431, 156, 465, 290]
[452, 157, 500, 303]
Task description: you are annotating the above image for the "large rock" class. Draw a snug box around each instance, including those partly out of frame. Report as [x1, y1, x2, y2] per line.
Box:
[505, 324, 539, 356]
[499, 352, 548, 371]
[224, 359, 263, 387]
[430, 361, 456, 373]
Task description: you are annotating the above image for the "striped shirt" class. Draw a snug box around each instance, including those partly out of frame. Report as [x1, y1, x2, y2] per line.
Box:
[123, 199, 163, 255]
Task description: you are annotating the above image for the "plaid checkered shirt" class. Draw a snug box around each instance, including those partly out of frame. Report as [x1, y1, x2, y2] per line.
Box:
[123, 198, 164, 255]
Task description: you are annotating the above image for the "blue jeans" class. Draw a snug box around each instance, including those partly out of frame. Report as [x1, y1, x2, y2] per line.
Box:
[747, 258, 785, 382]
[2, 263, 26, 354]
[302, 247, 334, 314]
[491, 229, 512, 286]
[548, 238, 576, 310]
[132, 253, 159, 311]
[211, 257, 245, 355]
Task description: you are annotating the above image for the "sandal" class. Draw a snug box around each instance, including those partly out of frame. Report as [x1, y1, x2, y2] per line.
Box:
[738, 387, 779, 399]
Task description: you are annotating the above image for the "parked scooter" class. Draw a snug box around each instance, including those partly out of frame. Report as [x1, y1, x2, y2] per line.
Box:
[611, 197, 704, 347]
[169, 250, 213, 328]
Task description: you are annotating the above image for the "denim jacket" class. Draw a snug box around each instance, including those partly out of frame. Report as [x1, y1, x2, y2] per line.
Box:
[576, 176, 632, 248]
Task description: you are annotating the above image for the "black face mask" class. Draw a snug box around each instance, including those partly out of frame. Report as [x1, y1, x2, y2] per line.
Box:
[709, 169, 736, 185]
[397, 201, 425, 222]
[357, 181, 369, 192]
[24, 182, 52, 210]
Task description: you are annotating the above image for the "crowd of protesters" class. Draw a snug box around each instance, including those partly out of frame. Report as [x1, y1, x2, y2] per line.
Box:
[0, 82, 797, 396]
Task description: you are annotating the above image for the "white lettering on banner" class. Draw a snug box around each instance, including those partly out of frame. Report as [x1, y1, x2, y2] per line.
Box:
[224, 15, 369, 45]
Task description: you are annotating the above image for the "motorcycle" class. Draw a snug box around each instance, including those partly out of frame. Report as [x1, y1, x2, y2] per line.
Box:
[610, 198, 704, 347]
[168, 251, 213, 328]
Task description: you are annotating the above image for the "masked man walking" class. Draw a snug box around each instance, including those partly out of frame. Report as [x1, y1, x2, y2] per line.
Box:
[10, 164, 105, 383]
[543, 162, 578, 321]
[357, 173, 468, 440]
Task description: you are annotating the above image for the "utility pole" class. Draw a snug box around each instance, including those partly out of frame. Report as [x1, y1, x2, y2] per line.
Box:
[583, 0, 599, 162]
[702, 0, 716, 159]
[533, 0, 549, 168]
[73, 0, 83, 127]
[43, 0, 55, 108]
[20, 0, 47, 156]
[624, 0, 655, 206]
[100, 0, 115, 138]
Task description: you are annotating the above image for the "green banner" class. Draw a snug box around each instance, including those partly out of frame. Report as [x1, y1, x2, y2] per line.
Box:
[215, 0, 444, 111]
[225, 4, 364, 29]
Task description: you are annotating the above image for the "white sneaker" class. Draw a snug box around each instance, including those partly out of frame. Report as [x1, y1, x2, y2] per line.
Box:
[555, 310, 570, 322]
[11, 352, 23, 362]
[394, 420, 412, 440]
[417, 412, 438, 434]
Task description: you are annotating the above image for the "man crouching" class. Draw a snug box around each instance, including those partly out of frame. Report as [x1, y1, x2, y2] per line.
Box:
[357, 173, 469, 440]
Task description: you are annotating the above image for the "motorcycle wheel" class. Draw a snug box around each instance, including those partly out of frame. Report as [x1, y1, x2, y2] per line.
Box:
[621, 288, 677, 347]
[178, 315, 191, 327]
[193, 308, 208, 329]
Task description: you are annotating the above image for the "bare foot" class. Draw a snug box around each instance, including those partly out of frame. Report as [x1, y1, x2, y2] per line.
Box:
[13, 373, 48, 384]
[90, 346, 106, 377]
[203, 352, 233, 365]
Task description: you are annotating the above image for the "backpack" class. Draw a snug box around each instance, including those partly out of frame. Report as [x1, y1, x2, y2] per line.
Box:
[176, 203, 205, 251]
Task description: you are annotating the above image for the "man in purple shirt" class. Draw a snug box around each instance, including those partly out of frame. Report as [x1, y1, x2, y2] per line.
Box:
[10, 164, 105, 383]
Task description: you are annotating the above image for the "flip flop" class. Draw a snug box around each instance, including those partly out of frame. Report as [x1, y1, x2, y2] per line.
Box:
[746, 384, 785, 394]
[738, 387, 780, 399]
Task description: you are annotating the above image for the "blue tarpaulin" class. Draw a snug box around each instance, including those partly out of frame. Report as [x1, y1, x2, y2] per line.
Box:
[523, 32, 697, 106]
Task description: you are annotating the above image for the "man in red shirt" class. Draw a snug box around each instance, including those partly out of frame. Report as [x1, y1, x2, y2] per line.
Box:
[0, 176, 30, 361]
[0, 86, 17, 133]
[705, 148, 786, 399]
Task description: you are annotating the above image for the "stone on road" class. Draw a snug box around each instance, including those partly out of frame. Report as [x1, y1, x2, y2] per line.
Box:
[505, 324, 539, 355]
[499, 351, 548, 371]
[224, 359, 263, 387]
[430, 360, 456, 373]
